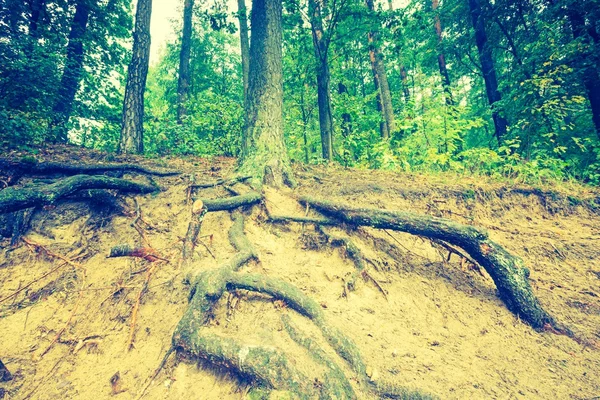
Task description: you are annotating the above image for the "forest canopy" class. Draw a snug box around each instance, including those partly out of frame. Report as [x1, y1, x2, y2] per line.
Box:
[1, 0, 599, 184]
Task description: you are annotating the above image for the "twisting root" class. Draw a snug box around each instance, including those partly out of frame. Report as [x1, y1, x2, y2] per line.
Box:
[127, 259, 166, 351]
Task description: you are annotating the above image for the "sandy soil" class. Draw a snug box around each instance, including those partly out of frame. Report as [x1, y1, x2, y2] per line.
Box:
[1, 146, 599, 399]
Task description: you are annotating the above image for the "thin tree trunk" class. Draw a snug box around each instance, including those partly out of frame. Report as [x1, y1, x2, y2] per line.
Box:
[386, 1, 410, 104]
[119, 0, 152, 154]
[177, 0, 194, 123]
[237, 0, 250, 105]
[366, 0, 395, 138]
[432, 0, 453, 105]
[468, 0, 507, 145]
[28, 0, 46, 38]
[48, 0, 91, 143]
[568, 7, 600, 139]
[338, 82, 352, 138]
[239, 0, 293, 186]
[309, 0, 334, 160]
[400, 65, 410, 103]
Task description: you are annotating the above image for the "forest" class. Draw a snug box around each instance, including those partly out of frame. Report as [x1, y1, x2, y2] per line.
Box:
[0, 0, 599, 183]
[1, 0, 600, 399]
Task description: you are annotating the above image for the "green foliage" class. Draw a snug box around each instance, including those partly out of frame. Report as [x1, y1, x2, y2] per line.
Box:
[0, 0, 132, 148]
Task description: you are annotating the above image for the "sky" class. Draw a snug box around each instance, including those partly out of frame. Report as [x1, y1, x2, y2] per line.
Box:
[147, 0, 403, 65]
[149, 1, 181, 64]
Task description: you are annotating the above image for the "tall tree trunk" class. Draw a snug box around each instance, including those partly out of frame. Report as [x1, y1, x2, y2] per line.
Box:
[366, 0, 395, 138]
[309, 0, 334, 160]
[400, 66, 411, 104]
[119, 0, 152, 154]
[177, 0, 194, 123]
[387, 1, 410, 104]
[568, 7, 600, 139]
[338, 82, 352, 138]
[28, 0, 46, 38]
[239, 0, 293, 187]
[237, 0, 250, 105]
[432, 0, 453, 105]
[468, 0, 507, 145]
[48, 0, 91, 143]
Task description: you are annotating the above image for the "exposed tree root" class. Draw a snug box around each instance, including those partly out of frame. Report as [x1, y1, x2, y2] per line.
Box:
[108, 245, 169, 263]
[0, 359, 11, 382]
[0, 208, 34, 243]
[127, 259, 165, 351]
[281, 314, 355, 398]
[0, 157, 181, 178]
[179, 200, 208, 268]
[0, 175, 158, 214]
[301, 196, 559, 331]
[188, 175, 252, 190]
[199, 191, 262, 211]
[169, 210, 429, 398]
[318, 227, 368, 293]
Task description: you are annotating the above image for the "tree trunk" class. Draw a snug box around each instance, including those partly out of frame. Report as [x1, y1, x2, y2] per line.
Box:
[48, 0, 91, 143]
[432, 0, 453, 105]
[338, 82, 352, 138]
[568, 7, 600, 139]
[176, 0, 194, 123]
[119, 0, 152, 154]
[237, 0, 250, 105]
[238, 0, 293, 187]
[468, 0, 507, 145]
[28, 0, 46, 38]
[366, 0, 395, 138]
[309, 0, 334, 160]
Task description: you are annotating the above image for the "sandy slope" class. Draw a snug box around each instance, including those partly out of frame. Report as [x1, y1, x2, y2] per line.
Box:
[1, 146, 599, 399]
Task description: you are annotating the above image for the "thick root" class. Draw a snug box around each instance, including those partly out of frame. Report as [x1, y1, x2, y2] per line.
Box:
[0, 157, 180, 177]
[281, 315, 356, 399]
[180, 200, 208, 267]
[301, 196, 558, 331]
[171, 212, 423, 398]
[0, 175, 158, 214]
[200, 192, 262, 212]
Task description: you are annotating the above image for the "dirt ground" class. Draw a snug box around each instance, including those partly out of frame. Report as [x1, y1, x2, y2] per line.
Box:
[1, 145, 600, 399]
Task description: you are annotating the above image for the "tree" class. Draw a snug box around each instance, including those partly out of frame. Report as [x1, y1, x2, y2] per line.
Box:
[48, 0, 92, 143]
[119, 0, 152, 154]
[177, 0, 195, 123]
[366, 0, 395, 138]
[431, 0, 453, 105]
[567, 2, 600, 139]
[236, 0, 250, 105]
[308, 0, 334, 160]
[468, 0, 507, 144]
[238, 0, 293, 186]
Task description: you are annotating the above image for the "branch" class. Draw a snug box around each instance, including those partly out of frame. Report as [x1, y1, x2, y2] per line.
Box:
[0, 175, 158, 214]
[0, 158, 181, 177]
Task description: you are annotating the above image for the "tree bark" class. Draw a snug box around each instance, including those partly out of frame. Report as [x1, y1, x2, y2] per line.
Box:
[568, 7, 600, 139]
[309, 0, 334, 160]
[0, 157, 181, 177]
[176, 0, 194, 123]
[0, 359, 11, 382]
[301, 196, 560, 331]
[238, 0, 293, 186]
[48, 0, 91, 143]
[468, 0, 508, 145]
[338, 82, 352, 138]
[237, 0, 250, 105]
[0, 175, 157, 214]
[28, 0, 46, 38]
[432, 0, 453, 105]
[366, 0, 395, 138]
[119, 0, 152, 154]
